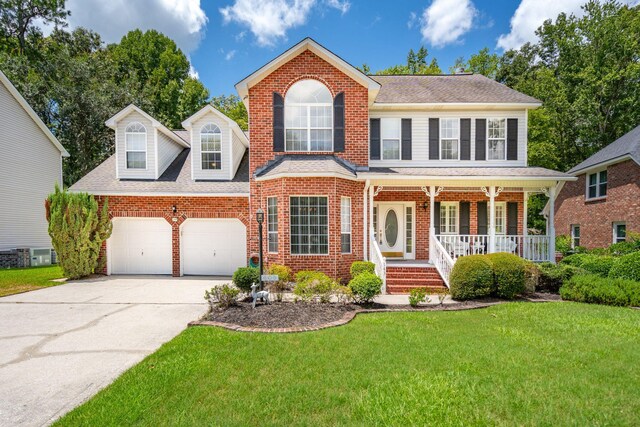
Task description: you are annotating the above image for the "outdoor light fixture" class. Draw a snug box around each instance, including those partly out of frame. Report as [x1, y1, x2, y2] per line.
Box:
[256, 208, 264, 224]
[172, 205, 177, 214]
[422, 200, 429, 211]
[256, 208, 265, 290]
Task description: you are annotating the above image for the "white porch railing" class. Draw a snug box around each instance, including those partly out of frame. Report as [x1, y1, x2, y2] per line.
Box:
[431, 230, 453, 287]
[370, 231, 387, 293]
[435, 234, 552, 262]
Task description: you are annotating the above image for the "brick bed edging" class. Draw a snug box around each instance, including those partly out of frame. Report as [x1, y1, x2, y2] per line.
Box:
[188, 297, 560, 334]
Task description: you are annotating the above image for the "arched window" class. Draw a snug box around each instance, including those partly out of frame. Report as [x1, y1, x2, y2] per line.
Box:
[125, 122, 147, 169]
[201, 123, 222, 170]
[285, 79, 333, 152]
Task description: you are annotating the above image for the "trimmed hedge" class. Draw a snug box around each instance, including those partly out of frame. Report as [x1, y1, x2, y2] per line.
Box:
[486, 253, 526, 299]
[580, 256, 615, 278]
[350, 261, 376, 278]
[536, 263, 583, 293]
[449, 255, 494, 300]
[348, 272, 382, 303]
[609, 252, 640, 282]
[232, 267, 259, 292]
[560, 274, 640, 307]
[560, 253, 591, 267]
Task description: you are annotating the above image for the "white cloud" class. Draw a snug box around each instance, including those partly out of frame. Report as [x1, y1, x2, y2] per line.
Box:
[57, 0, 207, 53]
[407, 11, 417, 29]
[420, 0, 477, 48]
[496, 0, 640, 51]
[220, 0, 350, 47]
[225, 50, 237, 60]
[188, 64, 199, 79]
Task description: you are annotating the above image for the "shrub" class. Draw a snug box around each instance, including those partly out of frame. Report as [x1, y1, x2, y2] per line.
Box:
[46, 185, 112, 280]
[537, 263, 583, 293]
[232, 267, 259, 293]
[580, 256, 615, 277]
[486, 253, 526, 299]
[560, 253, 590, 267]
[555, 235, 572, 256]
[267, 264, 292, 302]
[609, 252, 640, 281]
[293, 270, 337, 303]
[588, 247, 610, 256]
[293, 281, 315, 303]
[523, 261, 539, 293]
[204, 284, 241, 309]
[560, 274, 640, 307]
[350, 261, 376, 278]
[408, 287, 428, 307]
[348, 272, 382, 303]
[449, 255, 494, 300]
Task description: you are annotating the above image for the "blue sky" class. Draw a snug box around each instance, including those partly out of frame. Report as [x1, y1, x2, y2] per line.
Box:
[57, 0, 637, 96]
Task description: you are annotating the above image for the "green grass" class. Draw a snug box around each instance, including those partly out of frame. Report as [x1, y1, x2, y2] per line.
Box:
[57, 303, 640, 426]
[0, 265, 64, 297]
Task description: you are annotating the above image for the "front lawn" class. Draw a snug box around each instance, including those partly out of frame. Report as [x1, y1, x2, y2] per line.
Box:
[0, 265, 64, 297]
[57, 303, 640, 426]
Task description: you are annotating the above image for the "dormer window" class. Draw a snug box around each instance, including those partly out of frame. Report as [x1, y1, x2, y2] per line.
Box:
[125, 122, 147, 169]
[285, 79, 333, 152]
[201, 123, 222, 170]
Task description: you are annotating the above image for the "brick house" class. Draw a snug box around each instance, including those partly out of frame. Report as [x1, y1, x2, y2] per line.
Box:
[553, 125, 640, 249]
[70, 38, 574, 293]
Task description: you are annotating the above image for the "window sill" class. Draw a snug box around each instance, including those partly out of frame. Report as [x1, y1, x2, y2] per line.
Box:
[585, 196, 607, 203]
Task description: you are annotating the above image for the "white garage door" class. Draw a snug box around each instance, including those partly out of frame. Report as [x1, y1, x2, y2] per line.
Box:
[181, 219, 246, 276]
[109, 218, 173, 275]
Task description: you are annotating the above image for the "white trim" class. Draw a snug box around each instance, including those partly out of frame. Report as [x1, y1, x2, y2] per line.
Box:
[267, 196, 278, 254]
[284, 79, 334, 153]
[181, 104, 249, 148]
[106, 104, 189, 148]
[486, 117, 507, 161]
[124, 122, 148, 170]
[404, 203, 416, 259]
[381, 117, 401, 160]
[289, 195, 330, 256]
[357, 173, 577, 182]
[585, 168, 608, 200]
[439, 201, 459, 235]
[200, 123, 223, 171]
[570, 154, 635, 175]
[612, 221, 626, 244]
[255, 171, 358, 182]
[440, 117, 460, 161]
[340, 196, 352, 254]
[371, 102, 542, 111]
[0, 69, 70, 157]
[67, 190, 249, 197]
[154, 129, 159, 179]
[570, 224, 580, 249]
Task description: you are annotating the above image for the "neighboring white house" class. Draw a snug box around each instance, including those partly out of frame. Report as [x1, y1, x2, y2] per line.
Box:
[0, 70, 69, 265]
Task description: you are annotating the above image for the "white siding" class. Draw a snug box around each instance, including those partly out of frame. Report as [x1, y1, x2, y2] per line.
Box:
[0, 82, 62, 250]
[231, 131, 246, 178]
[369, 109, 528, 168]
[116, 111, 156, 179]
[191, 112, 231, 180]
[156, 130, 183, 177]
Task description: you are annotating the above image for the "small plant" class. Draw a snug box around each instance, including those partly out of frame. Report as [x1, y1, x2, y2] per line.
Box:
[348, 272, 382, 304]
[267, 264, 292, 302]
[555, 235, 572, 256]
[350, 261, 376, 278]
[293, 281, 315, 302]
[232, 266, 259, 293]
[335, 285, 354, 304]
[293, 270, 337, 303]
[435, 288, 448, 305]
[408, 287, 428, 307]
[205, 284, 240, 309]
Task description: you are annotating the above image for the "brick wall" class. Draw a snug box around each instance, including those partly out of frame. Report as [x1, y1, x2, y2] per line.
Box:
[554, 159, 640, 248]
[96, 195, 249, 276]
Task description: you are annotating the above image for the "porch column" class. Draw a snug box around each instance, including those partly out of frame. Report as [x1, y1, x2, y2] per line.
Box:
[429, 185, 436, 262]
[523, 191, 528, 259]
[369, 185, 374, 242]
[488, 186, 496, 253]
[548, 185, 556, 263]
[363, 184, 368, 260]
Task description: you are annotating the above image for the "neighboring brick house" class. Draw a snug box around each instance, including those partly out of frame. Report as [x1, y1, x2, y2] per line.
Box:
[553, 125, 640, 249]
[71, 38, 575, 292]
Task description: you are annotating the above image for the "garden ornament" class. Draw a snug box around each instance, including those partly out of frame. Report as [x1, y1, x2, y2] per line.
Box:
[250, 283, 270, 309]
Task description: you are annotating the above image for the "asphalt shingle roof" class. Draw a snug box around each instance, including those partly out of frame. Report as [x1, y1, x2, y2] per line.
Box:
[370, 74, 540, 104]
[254, 155, 357, 179]
[568, 125, 640, 174]
[69, 149, 249, 195]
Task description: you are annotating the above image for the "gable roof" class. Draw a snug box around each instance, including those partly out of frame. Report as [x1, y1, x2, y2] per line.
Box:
[0, 69, 69, 157]
[181, 104, 249, 147]
[105, 104, 190, 148]
[370, 74, 541, 106]
[254, 155, 357, 181]
[568, 125, 640, 174]
[235, 37, 381, 106]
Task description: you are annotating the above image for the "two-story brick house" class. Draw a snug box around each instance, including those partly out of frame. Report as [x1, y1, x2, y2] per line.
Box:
[553, 125, 640, 249]
[71, 38, 575, 293]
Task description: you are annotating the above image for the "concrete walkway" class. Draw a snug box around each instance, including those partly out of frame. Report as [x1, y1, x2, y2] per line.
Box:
[0, 276, 223, 427]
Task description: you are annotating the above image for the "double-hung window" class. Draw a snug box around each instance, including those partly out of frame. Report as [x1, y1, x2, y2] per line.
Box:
[201, 123, 222, 170]
[571, 224, 580, 248]
[613, 222, 626, 243]
[267, 197, 278, 253]
[440, 202, 458, 234]
[125, 122, 147, 169]
[488, 202, 507, 234]
[285, 79, 333, 152]
[440, 118, 459, 160]
[341, 197, 351, 253]
[487, 118, 507, 160]
[290, 196, 329, 254]
[587, 170, 607, 199]
[381, 118, 401, 160]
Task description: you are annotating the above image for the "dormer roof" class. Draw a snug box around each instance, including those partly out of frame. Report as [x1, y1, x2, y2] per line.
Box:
[105, 104, 190, 148]
[181, 104, 249, 147]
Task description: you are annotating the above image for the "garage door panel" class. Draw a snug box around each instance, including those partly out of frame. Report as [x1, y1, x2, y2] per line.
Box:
[109, 218, 172, 275]
[182, 219, 246, 276]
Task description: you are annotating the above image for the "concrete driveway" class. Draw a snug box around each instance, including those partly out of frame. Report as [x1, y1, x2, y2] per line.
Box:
[0, 276, 226, 427]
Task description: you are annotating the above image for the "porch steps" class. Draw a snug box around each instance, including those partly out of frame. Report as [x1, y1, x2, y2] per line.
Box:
[385, 265, 447, 294]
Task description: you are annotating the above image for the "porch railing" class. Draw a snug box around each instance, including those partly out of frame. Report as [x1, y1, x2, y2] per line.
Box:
[431, 230, 453, 287]
[435, 234, 552, 262]
[370, 231, 387, 293]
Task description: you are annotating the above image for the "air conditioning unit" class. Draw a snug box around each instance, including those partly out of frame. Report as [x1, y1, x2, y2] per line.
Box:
[30, 248, 52, 267]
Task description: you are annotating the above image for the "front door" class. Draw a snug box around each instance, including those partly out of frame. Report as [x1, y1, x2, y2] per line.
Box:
[376, 203, 405, 258]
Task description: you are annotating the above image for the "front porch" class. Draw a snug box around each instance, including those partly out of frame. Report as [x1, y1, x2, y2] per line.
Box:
[363, 182, 558, 293]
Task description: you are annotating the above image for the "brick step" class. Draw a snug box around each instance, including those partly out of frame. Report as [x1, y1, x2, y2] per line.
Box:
[386, 267, 438, 273]
[386, 277, 446, 286]
[386, 284, 448, 294]
[386, 272, 442, 280]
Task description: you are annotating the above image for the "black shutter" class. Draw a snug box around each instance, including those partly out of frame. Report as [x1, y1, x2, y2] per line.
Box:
[273, 92, 284, 152]
[459, 202, 470, 234]
[370, 118, 380, 160]
[429, 118, 439, 160]
[333, 92, 345, 152]
[507, 202, 518, 235]
[475, 118, 486, 160]
[507, 118, 518, 160]
[460, 118, 471, 160]
[477, 201, 488, 234]
[434, 201, 441, 235]
[401, 118, 412, 160]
